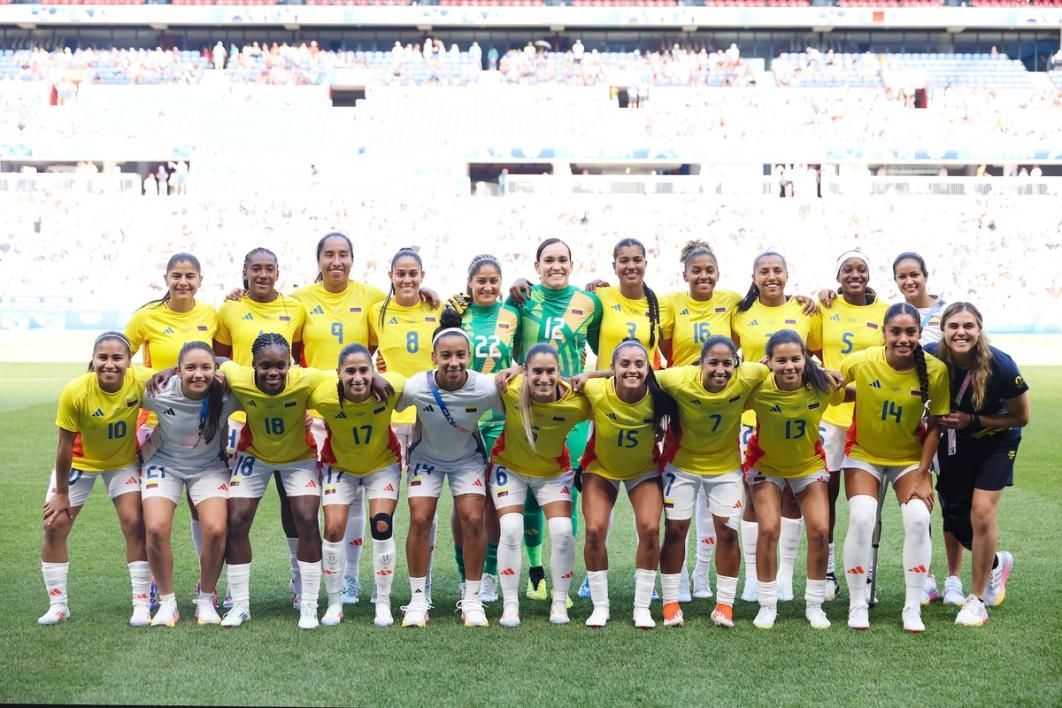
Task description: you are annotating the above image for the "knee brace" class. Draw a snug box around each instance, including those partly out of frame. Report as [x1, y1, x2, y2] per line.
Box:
[939, 494, 974, 550]
[370, 513, 393, 541]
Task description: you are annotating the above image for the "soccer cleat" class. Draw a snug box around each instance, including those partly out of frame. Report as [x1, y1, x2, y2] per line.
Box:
[342, 576, 361, 605]
[955, 595, 989, 627]
[526, 577, 549, 601]
[848, 605, 870, 631]
[942, 576, 964, 606]
[585, 607, 610, 628]
[401, 600, 430, 628]
[777, 578, 794, 603]
[480, 574, 499, 603]
[321, 603, 344, 626]
[289, 578, 301, 611]
[678, 572, 692, 604]
[984, 551, 1013, 607]
[741, 578, 758, 603]
[150, 604, 179, 628]
[374, 602, 394, 628]
[921, 573, 941, 605]
[549, 599, 570, 625]
[753, 605, 777, 630]
[806, 606, 831, 630]
[194, 580, 219, 608]
[149, 578, 159, 612]
[577, 576, 592, 599]
[692, 571, 713, 600]
[824, 572, 840, 602]
[663, 602, 684, 627]
[633, 607, 656, 630]
[220, 606, 251, 628]
[298, 607, 320, 630]
[458, 599, 488, 628]
[223, 587, 234, 609]
[196, 600, 221, 626]
[37, 605, 69, 626]
[710, 604, 734, 628]
[902, 605, 925, 634]
[129, 605, 151, 628]
[500, 603, 521, 628]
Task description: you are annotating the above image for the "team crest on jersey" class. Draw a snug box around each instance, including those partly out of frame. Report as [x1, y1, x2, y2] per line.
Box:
[92, 408, 104, 417]
[728, 395, 741, 402]
[715, 307, 727, 314]
[552, 416, 566, 422]
[572, 309, 584, 316]
[162, 327, 175, 334]
[425, 316, 437, 323]
[910, 389, 924, 398]
[642, 417, 654, 424]
[243, 314, 254, 320]
[498, 322, 510, 330]
[126, 399, 138, 407]
[373, 406, 386, 414]
[465, 407, 478, 413]
[310, 305, 325, 315]
[808, 402, 820, 410]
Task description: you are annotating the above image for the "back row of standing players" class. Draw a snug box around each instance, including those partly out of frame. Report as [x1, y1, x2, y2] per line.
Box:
[38, 234, 1030, 632]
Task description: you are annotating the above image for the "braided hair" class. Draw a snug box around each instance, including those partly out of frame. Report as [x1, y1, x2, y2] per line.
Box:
[613, 238, 660, 350]
[379, 247, 423, 327]
[336, 343, 373, 408]
[612, 338, 678, 443]
[314, 232, 354, 283]
[884, 302, 930, 431]
[138, 253, 201, 310]
[242, 247, 277, 291]
[738, 251, 787, 312]
[177, 341, 225, 444]
[765, 329, 835, 395]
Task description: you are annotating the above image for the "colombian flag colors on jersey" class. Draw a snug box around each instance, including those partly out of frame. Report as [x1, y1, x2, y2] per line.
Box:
[580, 377, 658, 480]
[125, 300, 217, 370]
[662, 289, 742, 367]
[368, 299, 443, 425]
[816, 298, 890, 428]
[509, 285, 602, 377]
[215, 295, 306, 366]
[310, 372, 405, 475]
[491, 375, 591, 478]
[744, 377, 845, 477]
[292, 280, 386, 369]
[594, 286, 673, 369]
[462, 301, 521, 376]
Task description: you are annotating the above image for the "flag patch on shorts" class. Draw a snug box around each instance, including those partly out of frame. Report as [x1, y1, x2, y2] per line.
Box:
[146, 481, 159, 489]
[664, 500, 674, 509]
[496, 490, 508, 497]
[230, 479, 240, 487]
[410, 478, 422, 487]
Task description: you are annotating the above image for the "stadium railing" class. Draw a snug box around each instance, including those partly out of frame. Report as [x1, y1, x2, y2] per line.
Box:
[0, 172, 142, 195]
[821, 176, 1059, 197]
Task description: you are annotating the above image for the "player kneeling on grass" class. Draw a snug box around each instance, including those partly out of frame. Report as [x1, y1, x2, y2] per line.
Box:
[491, 343, 590, 627]
[39, 332, 154, 627]
[309, 344, 405, 628]
[840, 303, 950, 633]
[141, 342, 239, 627]
[743, 330, 848, 630]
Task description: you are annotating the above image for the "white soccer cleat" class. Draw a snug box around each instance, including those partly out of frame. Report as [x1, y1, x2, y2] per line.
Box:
[741, 578, 758, 603]
[942, 575, 964, 606]
[150, 604, 180, 628]
[805, 606, 831, 630]
[753, 605, 777, 630]
[480, 574, 499, 603]
[921, 573, 941, 605]
[549, 599, 570, 625]
[500, 603, 521, 628]
[777, 579, 794, 603]
[824, 573, 840, 602]
[223, 587, 234, 609]
[374, 602, 394, 628]
[129, 605, 151, 628]
[902, 605, 925, 634]
[401, 600, 430, 628]
[298, 607, 320, 630]
[585, 606, 610, 628]
[984, 551, 1013, 607]
[955, 595, 989, 627]
[848, 604, 870, 631]
[459, 598, 488, 628]
[37, 605, 69, 626]
[321, 603, 344, 626]
[692, 571, 713, 599]
[633, 607, 656, 630]
[220, 606, 251, 628]
[342, 576, 361, 605]
[196, 600, 221, 626]
[678, 572, 693, 604]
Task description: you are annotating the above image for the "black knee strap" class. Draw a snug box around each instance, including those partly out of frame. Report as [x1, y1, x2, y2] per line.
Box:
[938, 494, 974, 551]
[370, 513, 393, 541]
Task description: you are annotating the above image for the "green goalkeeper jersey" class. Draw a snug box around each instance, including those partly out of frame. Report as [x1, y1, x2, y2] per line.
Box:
[462, 301, 521, 431]
[507, 284, 602, 377]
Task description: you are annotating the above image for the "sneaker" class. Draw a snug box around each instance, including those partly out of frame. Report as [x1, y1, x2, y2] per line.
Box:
[526, 577, 549, 601]
[825, 572, 840, 602]
[585, 606, 610, 628]
[194, 580, 219, 608]
[741, 578, 758, 603]
[400, 600, 430, 628]
[692, 571, 713, 599]
[221, 606, 251, 628]
[549, 599, 570, 625]
[298, 607, 319, 630]
[663, 602, 684, 627]
[374, 602, 394, 628]
[37, 605, 69, 626]
[710, 604, 734, 628]
[848, 604, 870, 631]
[678, 572, 692, 604]
[481, 574, 499, 603]
[223, 587, 233, 609]
[577, 575, 591, 600]
[129, 605, 151, 628]
[753, 605, 777, 630]
[943, 575, 964, 606]
[342, 575, 361, 605]
[149, 578, 159, 613]
[321, 603, 344, 626]
[150, 604, 179, 628]
[196, 600, 221, 626]
[500, 603, 521, 628]
[458, 598, 488, 628]
[921, 573, 941, 605]
[777, 578, 794, 603]
[806, 605, 831, 630]
[955, 594, 989, 627]
[633, 607, 656, 630]
[984, 551, 1013, 607]
[902, 605, 925, 633]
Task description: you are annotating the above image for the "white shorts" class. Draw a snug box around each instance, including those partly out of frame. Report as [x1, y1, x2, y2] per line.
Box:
[228, 454, 321, 500]
[490, 465, 573, 509]
[225, 419, 245, 458]
[393, 423, 414, 470]
[819, 422, 847, 472]
[406, 455, 487, 499]
[739, 424, 754, 461]
[141, 461, 230, 505]
[587, 468, 661, 495]
[321, 463, 401, 506]
[46, 465, 141, 508]
[843, 456, 920, 484]
[309, 416, 328, 454]
[747, 467, 830, 495]
[662, 464, 743, 522]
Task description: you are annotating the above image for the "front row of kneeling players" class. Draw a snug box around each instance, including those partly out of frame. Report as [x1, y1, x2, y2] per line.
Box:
[40, 302, 1027, 632]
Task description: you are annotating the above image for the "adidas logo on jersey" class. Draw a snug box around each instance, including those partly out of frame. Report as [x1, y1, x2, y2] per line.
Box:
[163, 408, 176, 416]
[335, 411, 347, 419]
[689, 400, 702, 405]
[749, 319, 760, 326]
[310, 305, 325, 315]
[606, 413, 618, 420]
[246, 400, 257, 407]
[870, 380, 882, 389]
[243, 313, 254, 320]
[830, 314, 841, 321]
[388, 317, 399, 325]
[423, 405, 435, 413]
[611, 304, 622, 311]
[162, 327, 175, 334]
[92, 408, 104, 417]
[769, 404, 782, 413]
[680, 308, 690, 316]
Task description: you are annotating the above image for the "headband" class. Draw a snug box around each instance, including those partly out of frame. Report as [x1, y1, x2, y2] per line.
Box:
[432, 327, 470, 347]
[835, 250, 869, 277]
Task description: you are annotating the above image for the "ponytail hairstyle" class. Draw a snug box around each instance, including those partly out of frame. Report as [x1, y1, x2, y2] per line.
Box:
[139, 253, 202, 310]
[765, 329, 835, 395]
[884, 302, 931, 430]
[432, 307, 470, 350]
[892, 251, 929, 278]
[699, 334, 740, 365]
[680, 239, 717, 271]
[738, 251, 787, 312]
[467, 254, 502, 297]
[178, 341, 225, 444]
[612, 338, 678, 443]
[89, 331, 132, 372]
[379, 247, 423, 328]
[336, 342, 373, 409]
[518, 342, 561, 451]
[242, 247, 278, 291]
[314, 232, 354, 283]
[937, 302, 993, 410]
[613, 238, 660, 350]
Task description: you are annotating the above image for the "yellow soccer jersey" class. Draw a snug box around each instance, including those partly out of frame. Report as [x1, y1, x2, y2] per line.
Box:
[292, 280, 386, 369]
[663, 289, 742, 366]
[817, 298, 889, 428]
[368, 300, 443, 425]
[125, 300, 218, 370]
[310, 372, 405, 475]
[55, 367, 154, 472]
[657, 362, 770, 476]
[594, 286, 673, 369]
[215, 295, 306, 366]
[580, 377, 659, 480]
[745, 377, 845, 477]
[491, 375, 592, 478]
[733, 298, 822, 427]
[840, 346, 951, 467]
[220, 361, 328, 463]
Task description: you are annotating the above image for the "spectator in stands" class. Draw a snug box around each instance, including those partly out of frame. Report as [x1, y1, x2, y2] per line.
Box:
[572, 39, 585, 64]
[213, 42, 226, 71]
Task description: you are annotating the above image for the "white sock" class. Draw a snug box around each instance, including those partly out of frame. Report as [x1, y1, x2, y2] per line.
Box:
[716, 574, 738, 607]
[901, 499, 932, 609]
[843, 495, 877, 609]
[227, 562, 251, 608]
[634, 568, 656, 610]
[741, 520, 759, 584]
[757, 579, 777, 608]
[286, 537, 300, 585]
[827, 542, 836, 575]
[322, 540, 345, 605]
[497, 513, 523, 606]
[42, 561, 69, 607]
[778, 516, 803, 587]
[190, 518, 203, 559]
[128, 560, 151, 608]
[694, 490, 716, 576]
[464, 579, 481, 604]
[197, 590, 214, 608]
[344, 492, 365, 578]
[548, 516, 574, 602]
[661, 572, 681, 605]
[298, 560, 321, 611]
[805, 578, 826, 610]
[159, 592, 177, 609]
[409, 576, 428, 605]
[373, 536, 396, 604]
[588, 569, 609, 610]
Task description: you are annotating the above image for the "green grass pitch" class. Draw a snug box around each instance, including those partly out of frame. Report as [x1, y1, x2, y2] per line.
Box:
[2, 364, 1060, 706]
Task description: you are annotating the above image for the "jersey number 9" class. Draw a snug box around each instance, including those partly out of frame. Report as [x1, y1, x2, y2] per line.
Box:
[331, 321, 344, 344]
